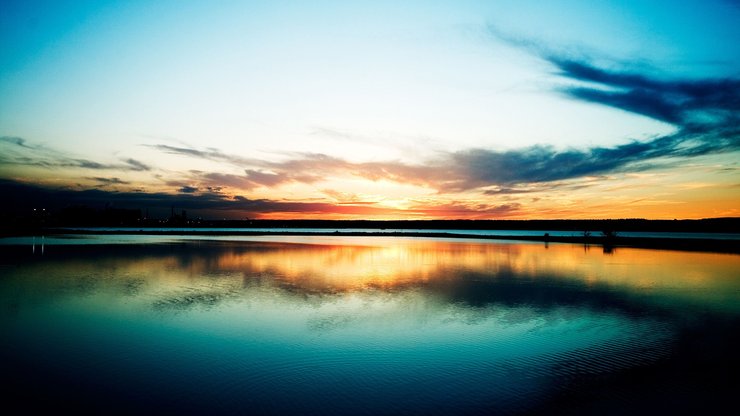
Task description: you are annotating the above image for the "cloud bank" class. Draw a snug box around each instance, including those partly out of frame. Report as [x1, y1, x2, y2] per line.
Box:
[2, 29, 738, 218]
[134, 53, 739, 195]
[0, 136, 151, 172]
[0, 179, 520, 219]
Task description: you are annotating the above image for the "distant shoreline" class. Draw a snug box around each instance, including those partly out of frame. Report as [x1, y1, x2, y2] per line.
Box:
[3, 228, 739, 254]
[4, 218, 739, 233]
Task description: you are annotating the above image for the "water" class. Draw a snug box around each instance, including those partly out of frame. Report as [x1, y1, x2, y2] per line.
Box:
[1, 235, 738, 414]
[46, 227, 740, 240]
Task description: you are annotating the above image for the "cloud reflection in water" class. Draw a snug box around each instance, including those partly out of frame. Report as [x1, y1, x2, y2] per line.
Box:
[0, 236, 737, 414]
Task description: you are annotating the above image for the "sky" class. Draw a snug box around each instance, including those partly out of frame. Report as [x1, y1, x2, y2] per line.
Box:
[1, 0, 739, 220]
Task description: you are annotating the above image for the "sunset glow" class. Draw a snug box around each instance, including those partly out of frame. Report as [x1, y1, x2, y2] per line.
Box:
[2, 1, 738, 219]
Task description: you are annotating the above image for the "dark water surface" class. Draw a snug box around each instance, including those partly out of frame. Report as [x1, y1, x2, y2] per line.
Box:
[1, 235, 738, 414]
[45, 226, 740, 240]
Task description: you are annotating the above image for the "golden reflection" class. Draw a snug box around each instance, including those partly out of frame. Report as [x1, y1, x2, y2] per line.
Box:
[213, 240, 526, 290]
[208, 239, 739, 295]
[3, 237, 739, 313]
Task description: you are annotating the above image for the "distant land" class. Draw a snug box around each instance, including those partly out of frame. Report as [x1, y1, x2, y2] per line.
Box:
[2, 185, 738, 254]
[1, 206, 739, 234]
[1, 204, 739, 254]
[1, 179, 738, 237]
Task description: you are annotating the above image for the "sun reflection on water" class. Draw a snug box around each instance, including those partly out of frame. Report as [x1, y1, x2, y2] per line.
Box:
[2, 236, 737, 318]
[1, 236, 738, 414]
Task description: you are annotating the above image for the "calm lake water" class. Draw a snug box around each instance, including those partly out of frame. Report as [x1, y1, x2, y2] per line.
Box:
[50, 227, 740, 240]
[1, 235, 738, 414]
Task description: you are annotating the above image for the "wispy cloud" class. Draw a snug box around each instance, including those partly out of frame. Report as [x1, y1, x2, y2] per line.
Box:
[550, 57, 740, 127]
[489, 24, 739, 126]
[123, 158, 151, 171]
[0, 137, 152, 172]
[406, 201, 522, 218]
[87, 177, 130, 186]
[145, 144, 255, 167]
[0, 136, 33, 148]
[271, 39, 740, 192]
[148, 127, 738, 195]
[143, 43, 739, 195]
[322, 189, 366, 203]
[8, 28, 737, 207]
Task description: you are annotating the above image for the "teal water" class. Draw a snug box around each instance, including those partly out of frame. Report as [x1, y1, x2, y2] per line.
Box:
[1, 236, 738, 414]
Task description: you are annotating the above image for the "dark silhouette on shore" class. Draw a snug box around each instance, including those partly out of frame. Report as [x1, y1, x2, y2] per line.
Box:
[0, 204, 738, 254]
[3, 202, 739, 233]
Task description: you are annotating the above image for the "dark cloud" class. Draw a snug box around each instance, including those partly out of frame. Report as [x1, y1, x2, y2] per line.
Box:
[0, 136, 32, 148]
[483, 187, 535, 195]
[0, 179, 405, 219]
[0, 179, 272, 218]
[195, 171, 256, 190]
[461, 28, 740, 190]
[244, 169, 290, 187]
[443, 133, 725, 190]
[146, 144, 254, 166]
[123, 158, 151, 171]
[172, 163, 322, 192]
[146, 124, 738, 194]
[566, 87, 683, 124]
[143, 49, 739, 194]
[550, 57, 740, 127]
[10, 28, 731, 201]
[57, 158, 152, 172]
[540, 57, 740, 186]
[74, 159, 107, 169]
[88, 177, 130, 185]
[0, 137, 154, 172]
[148, 144, 215, 159]
[178, 186, 198, 193]
[407, 201, 522, 218]
[488, 25, 740, 128]
[270, 128, 735, 191]
[362, 56, 738, 191]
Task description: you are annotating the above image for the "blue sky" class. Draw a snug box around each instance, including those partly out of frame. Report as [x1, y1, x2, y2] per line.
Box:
[1, 0, 739, 219]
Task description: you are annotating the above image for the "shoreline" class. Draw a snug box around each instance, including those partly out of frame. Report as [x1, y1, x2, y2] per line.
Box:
[2, 228, 739, 254]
